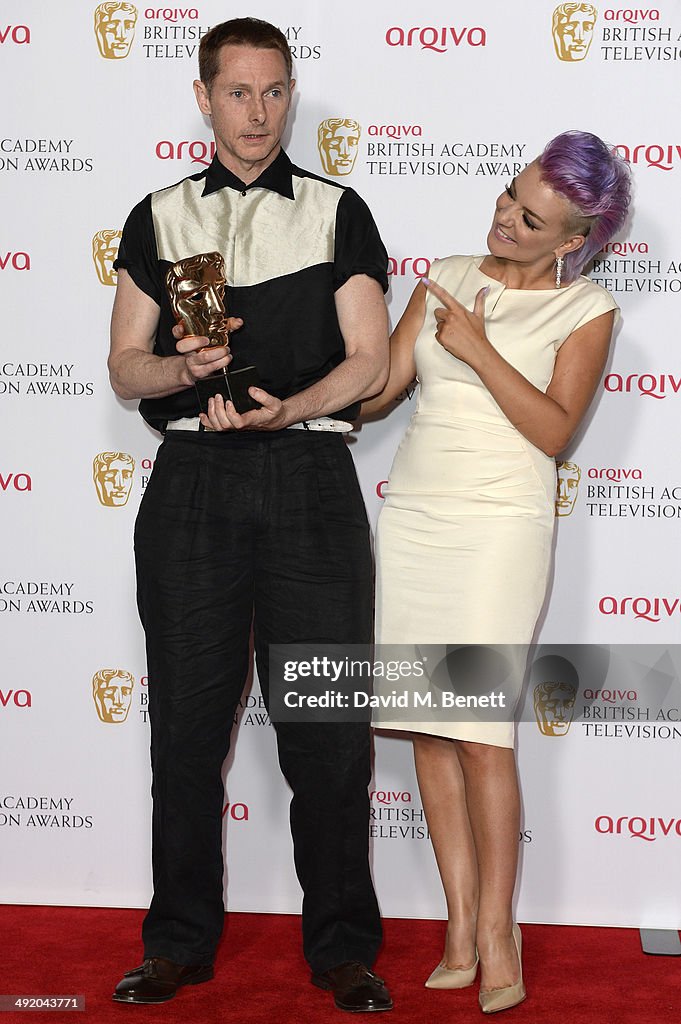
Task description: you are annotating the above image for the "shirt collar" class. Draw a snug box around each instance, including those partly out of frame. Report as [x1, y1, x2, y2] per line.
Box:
[202, 148, 295, 200]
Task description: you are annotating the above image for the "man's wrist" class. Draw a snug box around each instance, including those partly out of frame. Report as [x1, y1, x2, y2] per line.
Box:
[176, 356, 198, 389]
[275, 398, 298, 429]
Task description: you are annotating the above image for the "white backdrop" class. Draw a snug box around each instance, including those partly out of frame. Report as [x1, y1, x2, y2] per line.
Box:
[1, 0, 681, 928]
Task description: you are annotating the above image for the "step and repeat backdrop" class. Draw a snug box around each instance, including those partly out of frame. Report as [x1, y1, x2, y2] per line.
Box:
[2, 1, 680, 929]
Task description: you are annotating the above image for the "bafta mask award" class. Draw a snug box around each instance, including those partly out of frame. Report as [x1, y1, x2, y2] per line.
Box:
[166, 251, 261, 414]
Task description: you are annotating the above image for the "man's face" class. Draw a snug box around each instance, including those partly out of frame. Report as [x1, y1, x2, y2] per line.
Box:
[95, 457, 134, 507]
[319, 122, 360, 176]
[96, 5, 137, 59]
[93, 232, 121, 286]
[554, 8, 596, 61]
[534, 683, 577, 736]
[193, 45, 293, 183]
[556, 463, 580, 516]
[172, 257, 230, 346]
[94, 675, 133, 723]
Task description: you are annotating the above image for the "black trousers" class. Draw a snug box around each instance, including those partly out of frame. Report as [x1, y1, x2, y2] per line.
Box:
[134, 430, 381, 971]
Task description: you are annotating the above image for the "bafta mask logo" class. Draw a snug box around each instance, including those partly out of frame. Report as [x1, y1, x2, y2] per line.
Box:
[555, 460, 581, 517]
[92, 230, 122, 286]
[552, 3, 597, 61]
[93, 452, 135, 507]
[166, 252, 230, 346]
[92, 669, 134, 723]
[534, 681, 577, 736]
[94, 2, 137, 60]
[318, 118, 361, 176]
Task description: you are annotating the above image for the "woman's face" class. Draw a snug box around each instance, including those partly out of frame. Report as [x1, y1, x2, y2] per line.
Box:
[487, 159, 585, 270]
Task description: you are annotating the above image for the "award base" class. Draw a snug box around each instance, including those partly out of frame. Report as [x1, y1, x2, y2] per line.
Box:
[194, 366, 262, 415]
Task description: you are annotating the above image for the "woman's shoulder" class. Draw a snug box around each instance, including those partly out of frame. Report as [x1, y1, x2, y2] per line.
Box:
[568, 274, 619, 314]
[554, 274, 620, 343]
[428, 254, 481, 284]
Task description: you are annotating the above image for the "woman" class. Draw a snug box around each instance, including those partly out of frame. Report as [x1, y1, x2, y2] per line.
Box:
[367, 132, 631, 1013]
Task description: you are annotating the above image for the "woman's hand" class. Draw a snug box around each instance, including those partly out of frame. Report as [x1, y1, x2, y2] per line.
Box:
[425, 278, 491, 370]
[424, 276, 615, 457]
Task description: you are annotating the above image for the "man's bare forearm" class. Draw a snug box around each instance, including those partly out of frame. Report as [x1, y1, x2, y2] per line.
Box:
[281, 348, 388, 425]
[108, 348, 195, 401]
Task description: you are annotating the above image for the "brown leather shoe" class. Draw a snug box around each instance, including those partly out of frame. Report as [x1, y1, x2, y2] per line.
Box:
[311, 961, 393, 1012]
[112, 956, 214, 1003]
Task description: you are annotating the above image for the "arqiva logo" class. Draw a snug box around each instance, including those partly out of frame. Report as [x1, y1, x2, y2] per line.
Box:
[596, 815, 681, 841]
[222, 802, 249, 820]
[0, 25, 30, 44]
[0, 472, 31, 492]
[598, 596, 681, 622]
[601, 240, 649, 254]
[612, 144, 681, 170]
[370, 790, 412, 804]
[604, 373, 681, 399]
[156, 140, 216, 165]
[0, 252, 30, 271]
[144, 7, 198, 19]
[387, 256, 432, 278]
[0, 689, 32, 708]
[385, 25, 486, 51]
[603, 9, 660, 21]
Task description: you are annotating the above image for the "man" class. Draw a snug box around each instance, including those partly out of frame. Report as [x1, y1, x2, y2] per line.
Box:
[108, 17, 391, 1013]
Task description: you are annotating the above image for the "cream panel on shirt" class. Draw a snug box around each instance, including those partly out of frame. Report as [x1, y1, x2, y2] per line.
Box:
[151, 175, 339, 288]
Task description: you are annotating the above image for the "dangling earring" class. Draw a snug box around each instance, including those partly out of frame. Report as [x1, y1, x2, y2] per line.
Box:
[555, 255, 564, 289]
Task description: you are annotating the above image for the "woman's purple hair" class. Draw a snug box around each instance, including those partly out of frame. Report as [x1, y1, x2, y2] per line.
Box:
[538, 130, 632, 284]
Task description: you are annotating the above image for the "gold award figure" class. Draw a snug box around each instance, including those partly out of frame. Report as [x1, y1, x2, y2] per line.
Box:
[92, 668, 135, 723]
[552, 3, 597, 62]
[166, 251, 260, 414]
[533, 682, 577, 736]
[94, 2, 138, 60]
[318, 119, 361, 177]
[166, 251, 230, 347]
[555, 460, 581, 516]
[92, 230, 122, 286]
[93, 451, 135, 507]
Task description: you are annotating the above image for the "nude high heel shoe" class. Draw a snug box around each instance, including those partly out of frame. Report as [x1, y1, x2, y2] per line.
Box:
[478, 924, 526, 1013]
[425, 951, 479, 989]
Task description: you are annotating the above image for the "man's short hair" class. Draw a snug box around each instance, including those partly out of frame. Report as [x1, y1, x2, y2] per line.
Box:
[198, 17, 293, 91]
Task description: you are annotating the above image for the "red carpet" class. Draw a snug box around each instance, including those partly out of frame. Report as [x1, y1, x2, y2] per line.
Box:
[2, 907, 680, 1022]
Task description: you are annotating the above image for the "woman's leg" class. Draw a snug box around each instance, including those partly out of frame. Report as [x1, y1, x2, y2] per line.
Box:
[412, 733, 478, 969]
[455, 740, 521, 991]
